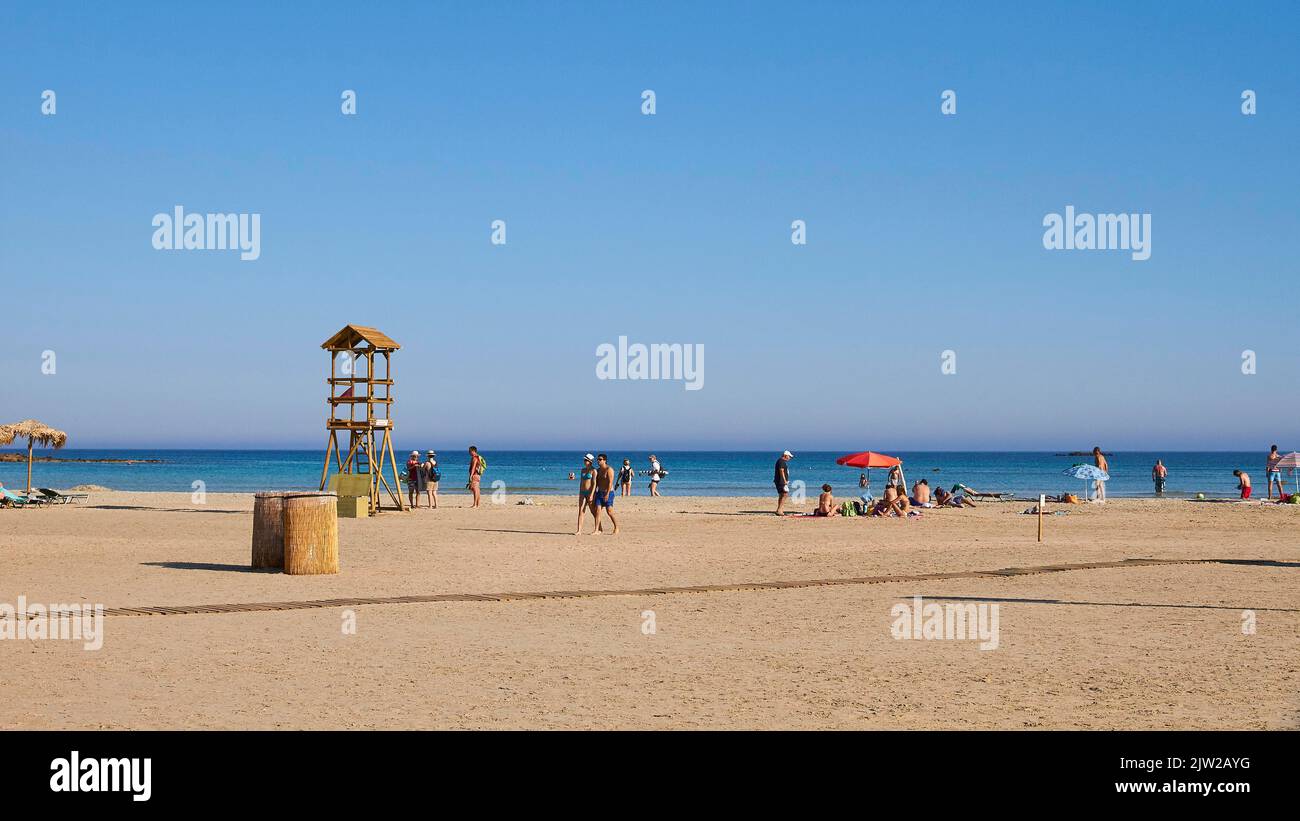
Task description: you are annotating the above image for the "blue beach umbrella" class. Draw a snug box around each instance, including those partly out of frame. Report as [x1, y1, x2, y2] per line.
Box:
[1063, 464, 1109, 501]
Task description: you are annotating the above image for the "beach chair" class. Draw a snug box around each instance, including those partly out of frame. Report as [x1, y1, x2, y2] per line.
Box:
[955, 483, 1016, 502]
[37, 488, 88, 505]
[1, 488, 45, 508]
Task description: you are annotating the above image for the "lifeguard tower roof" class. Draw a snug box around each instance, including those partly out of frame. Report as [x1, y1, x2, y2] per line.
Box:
[321, 324, 401, 352]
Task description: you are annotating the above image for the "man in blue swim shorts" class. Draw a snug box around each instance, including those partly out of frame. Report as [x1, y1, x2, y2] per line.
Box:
[590, 453, 620, 535]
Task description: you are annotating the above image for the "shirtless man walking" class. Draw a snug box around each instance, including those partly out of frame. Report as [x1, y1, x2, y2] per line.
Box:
[1092, 446, 1109, 503]
[590, 453, 619, 535]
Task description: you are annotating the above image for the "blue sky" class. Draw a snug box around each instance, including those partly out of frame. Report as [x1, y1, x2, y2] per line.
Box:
[2, 1, 1297, 451]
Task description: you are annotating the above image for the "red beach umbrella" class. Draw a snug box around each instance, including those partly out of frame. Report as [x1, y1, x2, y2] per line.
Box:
[835, 451, 905, 493]
[835, 451, 901, 469]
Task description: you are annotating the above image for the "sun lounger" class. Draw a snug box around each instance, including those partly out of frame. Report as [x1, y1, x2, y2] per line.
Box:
[1, 488, 46, 507]
[36, 488, 88, 505]
[955, 483, 1016, 502]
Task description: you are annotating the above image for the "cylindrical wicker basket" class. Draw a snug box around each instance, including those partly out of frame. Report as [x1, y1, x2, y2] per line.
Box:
[251, 491, 290, 569]
[282, 492, 339, 575]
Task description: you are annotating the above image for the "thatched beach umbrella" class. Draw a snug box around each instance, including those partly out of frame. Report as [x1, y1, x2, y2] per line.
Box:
[0, 419, 68, 494]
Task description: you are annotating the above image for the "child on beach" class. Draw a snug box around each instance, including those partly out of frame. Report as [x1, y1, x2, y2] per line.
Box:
[1234, 469, 1252, 500]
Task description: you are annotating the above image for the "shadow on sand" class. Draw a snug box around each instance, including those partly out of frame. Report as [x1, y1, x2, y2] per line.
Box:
[88, 505, 247, 515]
[142, 561, 275, 574]
[455, 527, 575, 536]
[920, 593, 1300, 613]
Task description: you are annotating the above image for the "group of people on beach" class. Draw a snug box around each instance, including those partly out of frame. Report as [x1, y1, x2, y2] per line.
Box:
[1230, 445, 1294, 501]
[775, 450, 977, 518]
[404, 446, 486, 510]
[571, 454, 668, 534]
[398, 444, 1294, 519]
[1152, 445, 1293, 501]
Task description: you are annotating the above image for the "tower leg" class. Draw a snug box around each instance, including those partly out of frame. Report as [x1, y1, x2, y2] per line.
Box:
[319, 431, 338, 491]
[386, 430, 405, 511]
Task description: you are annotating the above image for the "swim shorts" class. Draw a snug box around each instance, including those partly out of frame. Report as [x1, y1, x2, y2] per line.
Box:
[593, 490, 614, 508]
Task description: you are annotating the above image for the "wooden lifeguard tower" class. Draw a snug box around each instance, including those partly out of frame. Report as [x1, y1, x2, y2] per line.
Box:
[318, 324, 405, 513]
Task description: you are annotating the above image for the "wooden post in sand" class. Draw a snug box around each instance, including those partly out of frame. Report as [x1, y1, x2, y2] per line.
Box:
[283, 492, 339, 575]
[1038, 493, 1045, 542]
[251, 491, 289, 568]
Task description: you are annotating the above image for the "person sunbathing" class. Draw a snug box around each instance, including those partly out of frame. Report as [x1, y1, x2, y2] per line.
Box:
[911, 479, 933, 507]
[815, 484, 839, 516]
[872, 484, 910, 516]
[934, 486, 975, 508]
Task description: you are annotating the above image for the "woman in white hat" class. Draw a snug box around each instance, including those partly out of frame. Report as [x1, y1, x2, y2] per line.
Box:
[576, 454, 596, 534]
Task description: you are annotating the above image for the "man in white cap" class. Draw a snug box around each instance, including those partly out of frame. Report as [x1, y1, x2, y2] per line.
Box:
[775, 450, 794, 515]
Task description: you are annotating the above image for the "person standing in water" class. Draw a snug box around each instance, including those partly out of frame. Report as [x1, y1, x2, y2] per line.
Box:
[575, 454, 596, 534]
[1151, 459, 1167, 496]
[467, 446, 483, 508]
[1266, 445, 1284, 499]
[1092, 447, 1109, 503]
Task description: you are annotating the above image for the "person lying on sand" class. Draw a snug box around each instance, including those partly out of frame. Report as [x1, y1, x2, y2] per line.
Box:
[814, 484, 839, 516]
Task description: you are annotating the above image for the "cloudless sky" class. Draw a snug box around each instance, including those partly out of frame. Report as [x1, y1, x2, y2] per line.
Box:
[2, 1, 1297, 451]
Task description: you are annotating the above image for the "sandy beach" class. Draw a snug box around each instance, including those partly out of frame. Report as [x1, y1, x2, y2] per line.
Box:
[1, 491, 1296, 730]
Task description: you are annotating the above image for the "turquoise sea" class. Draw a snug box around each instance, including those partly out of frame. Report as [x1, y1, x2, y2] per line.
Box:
[0, 450, 1286, 499]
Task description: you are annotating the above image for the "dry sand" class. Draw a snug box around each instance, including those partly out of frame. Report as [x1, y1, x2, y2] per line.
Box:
[1, 491, 1297, 729]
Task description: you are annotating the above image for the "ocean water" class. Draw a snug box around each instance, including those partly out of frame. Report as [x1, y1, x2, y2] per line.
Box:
[0, 450, 1285, 499]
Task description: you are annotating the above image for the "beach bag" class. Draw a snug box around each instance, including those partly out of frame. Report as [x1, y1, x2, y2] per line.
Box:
[476, 456, 486, 475]
[840, 501, 856, 517]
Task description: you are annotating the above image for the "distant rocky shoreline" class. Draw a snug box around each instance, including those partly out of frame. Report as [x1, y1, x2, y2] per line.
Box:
[0, 453, 161, 464]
